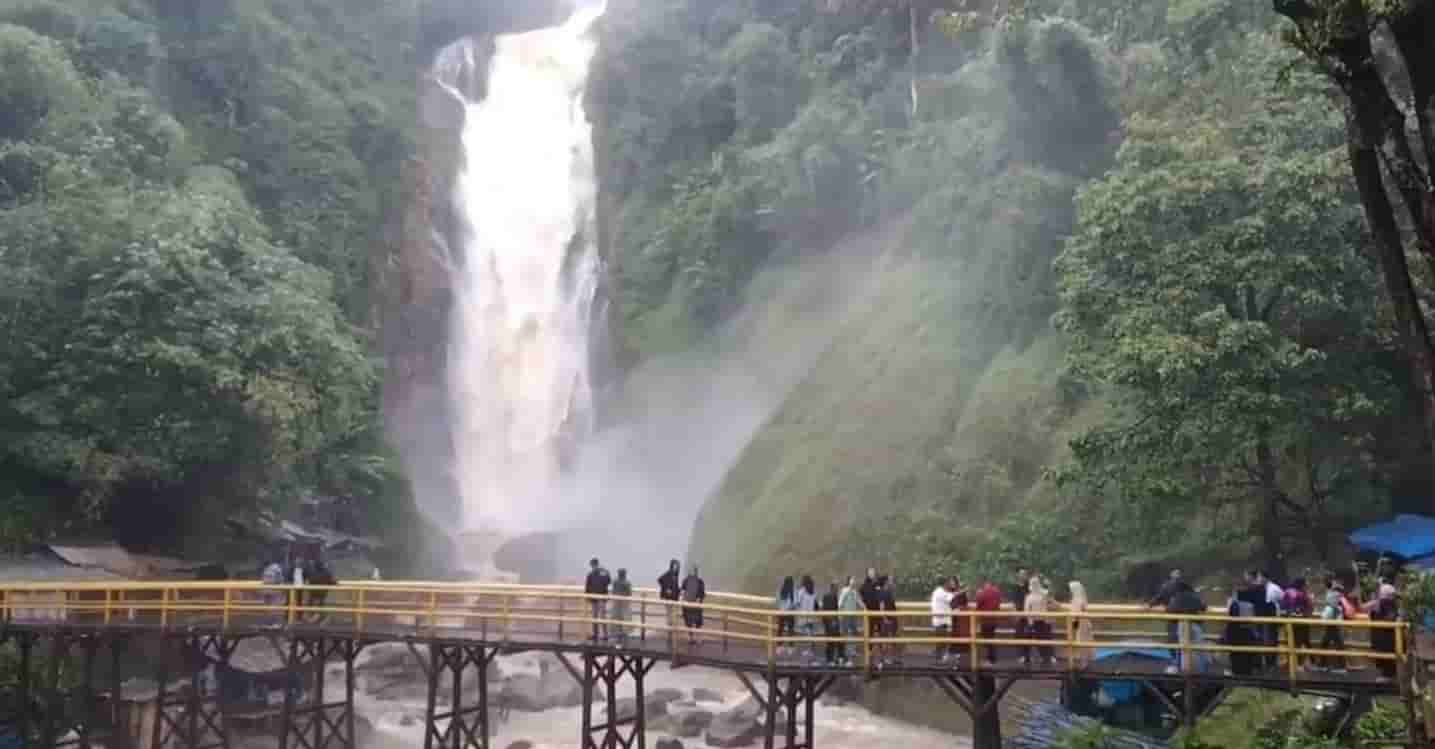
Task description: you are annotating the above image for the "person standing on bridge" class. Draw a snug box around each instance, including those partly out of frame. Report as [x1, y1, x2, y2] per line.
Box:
[930, 577, 956, 663]
[796, 575, 819, 661]
[681, 565, 706, 646]
[1067, 580, 1092, 667]
[1022, 577, 1055, 667]
[838, 576, 863, 665]
[974, 579, 1003, 666]
[611, 568, 633, 646]
[878, 575, 901, 667]
[1314, 577, 1348, 673]
[821, 581, 843, 666]
[1009, 568, 1031, 649]
[776, 576, 797, 656]
[860, 570, 881, 643]
[1282, 578, 1314, 670]
[586, 558, 612, 642]
[659, 559, 682, 632]
[1363, 582, 1399, 680]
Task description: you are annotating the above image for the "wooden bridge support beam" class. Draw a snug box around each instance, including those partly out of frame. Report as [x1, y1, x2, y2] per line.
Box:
[932, 675, 1006, 749]
[422, 643, 497, 749]
[153, 634, 237, 749]
[280, 638, 362, 749]
[579, 652, 657, 749]
[762, 675, 835, 749]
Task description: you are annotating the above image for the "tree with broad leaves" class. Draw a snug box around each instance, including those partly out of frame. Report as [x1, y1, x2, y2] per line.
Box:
[1272, 0, 1435, 501]
[1055, 48, 1393, 578]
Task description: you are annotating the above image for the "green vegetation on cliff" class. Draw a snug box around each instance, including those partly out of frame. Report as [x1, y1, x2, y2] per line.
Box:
[0, 0, 419, 555]
[595, 1, 1433, 595]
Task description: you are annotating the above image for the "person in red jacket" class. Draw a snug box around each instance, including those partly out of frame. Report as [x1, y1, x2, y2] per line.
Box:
[974, 580, 1004, 666]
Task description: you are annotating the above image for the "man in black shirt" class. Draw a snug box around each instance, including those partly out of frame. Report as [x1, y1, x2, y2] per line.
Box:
[585, 558, 612, 641]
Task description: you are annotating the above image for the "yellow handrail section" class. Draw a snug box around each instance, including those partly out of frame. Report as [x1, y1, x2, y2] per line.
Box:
[0, 581, 1408, 687]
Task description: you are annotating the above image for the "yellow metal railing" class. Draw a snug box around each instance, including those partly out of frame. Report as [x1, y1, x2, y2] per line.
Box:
[0, 581, 1408, 688]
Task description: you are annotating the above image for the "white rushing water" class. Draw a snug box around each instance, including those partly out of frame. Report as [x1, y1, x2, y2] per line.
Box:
[437, 4, 605, 552]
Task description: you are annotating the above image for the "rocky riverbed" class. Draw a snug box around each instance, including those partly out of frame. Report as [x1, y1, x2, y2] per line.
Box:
[340, 644, 973, 749]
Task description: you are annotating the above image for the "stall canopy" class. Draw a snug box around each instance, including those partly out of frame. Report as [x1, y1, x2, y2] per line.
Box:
[1348, 514, 1435, 559]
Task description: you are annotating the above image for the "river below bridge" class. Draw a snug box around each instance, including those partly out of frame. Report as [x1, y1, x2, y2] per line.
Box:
[336, 646, 970, 749]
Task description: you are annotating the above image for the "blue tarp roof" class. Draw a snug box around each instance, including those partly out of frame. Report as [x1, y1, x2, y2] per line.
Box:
[1349, 514, 1435, 559]
[1093, 648, 1173, 663]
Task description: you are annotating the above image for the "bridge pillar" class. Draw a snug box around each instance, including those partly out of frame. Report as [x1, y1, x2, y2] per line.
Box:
[762, 675, 835, 749]
[422, 643, 497, 749]
[578, 652, 657, 749]
[152, 634, 238, 749]
[932, 674, 1005, 749]
[279, 637, 362, 749]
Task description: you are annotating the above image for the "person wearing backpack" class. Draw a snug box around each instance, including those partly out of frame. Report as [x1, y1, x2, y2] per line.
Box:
[1282, 578, 1314, 671]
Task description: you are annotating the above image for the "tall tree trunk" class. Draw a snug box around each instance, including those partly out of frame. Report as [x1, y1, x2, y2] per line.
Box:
[1340, 51, 1435, 505]
[1255, 439, 1288, 582]
[1276, 0, 1435, 503]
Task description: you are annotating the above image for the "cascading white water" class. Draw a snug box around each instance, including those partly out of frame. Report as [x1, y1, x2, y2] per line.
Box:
[436, 4, 605, 568]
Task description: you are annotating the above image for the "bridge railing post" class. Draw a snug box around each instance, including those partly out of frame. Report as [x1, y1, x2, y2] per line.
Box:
[502, 592, 512, 641]
[287, 586, 297, 627]
[1179, 617, 1191, 674]
[160, 587, 170, 629]
[970, 611, 980, 669]
[222, 587, 232, 631]
[103, 589, 112, 626]
[1065, 611, 1076, 672]
[639, 592, 647, 643]
[1285, 620, 1298, 687]
[355, 588, 366, 634]
[767, 611, 776, 667]
[862, 611, 872, 674]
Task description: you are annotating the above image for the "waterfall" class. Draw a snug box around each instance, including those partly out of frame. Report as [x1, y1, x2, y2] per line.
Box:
[434, 4, 605, 569]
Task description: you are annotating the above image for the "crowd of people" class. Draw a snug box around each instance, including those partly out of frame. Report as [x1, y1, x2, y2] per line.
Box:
[580, 561, 1407, 679]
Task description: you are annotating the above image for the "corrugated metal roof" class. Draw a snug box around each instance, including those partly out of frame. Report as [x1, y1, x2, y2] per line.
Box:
[0, 557, 122, 582]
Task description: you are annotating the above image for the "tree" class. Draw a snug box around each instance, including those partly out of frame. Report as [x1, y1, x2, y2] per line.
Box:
[822, 0, 962, 118]
[1055, 56, 1392, 575]
[1273, 0, 1435, 501]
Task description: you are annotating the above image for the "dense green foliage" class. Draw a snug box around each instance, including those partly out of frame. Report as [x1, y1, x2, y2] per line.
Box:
[648, 0, 1429, 595]
[0, 0, 418, 554]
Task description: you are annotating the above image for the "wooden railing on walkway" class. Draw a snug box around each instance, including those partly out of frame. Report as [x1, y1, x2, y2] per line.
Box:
[0, 581, 1408, 689]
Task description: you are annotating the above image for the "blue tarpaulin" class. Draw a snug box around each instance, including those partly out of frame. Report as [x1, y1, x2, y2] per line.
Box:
[1093, 648, 1173, 704]
[1349, 514, 1435, 559]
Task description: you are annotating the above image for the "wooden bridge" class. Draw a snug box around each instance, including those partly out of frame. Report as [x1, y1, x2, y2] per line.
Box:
[0, 581, 1416, 749]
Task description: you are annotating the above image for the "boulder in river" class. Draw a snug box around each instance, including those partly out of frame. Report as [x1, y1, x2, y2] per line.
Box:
[691, 688, 724, 703]
[704, 696, 764, 748]
[656, 740, 685, 749]
[500, 668, 583, 712]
